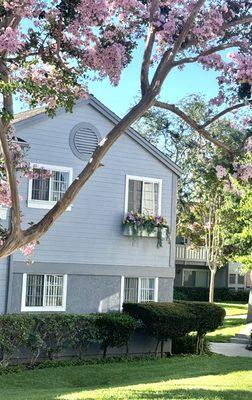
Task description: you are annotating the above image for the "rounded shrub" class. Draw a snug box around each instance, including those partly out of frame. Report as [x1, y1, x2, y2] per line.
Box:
[94, 312, 137, 358]
[123, 302, 194, 357]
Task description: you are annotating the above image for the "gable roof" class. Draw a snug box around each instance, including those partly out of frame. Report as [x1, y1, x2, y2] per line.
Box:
[14, 96, 182, 177]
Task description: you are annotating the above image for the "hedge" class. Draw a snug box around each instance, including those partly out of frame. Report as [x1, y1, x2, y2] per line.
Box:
[0, 312, 136, 366]
[123, 302, 194, 357]
[176, 301, 226, 354]
[174, 287, 250, 302]
[123, 301, 225, 356]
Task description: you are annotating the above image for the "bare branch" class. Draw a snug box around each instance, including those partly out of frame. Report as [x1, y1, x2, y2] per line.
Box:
[203, 103, 249, 128]
[154, 100, 232, 154]
[141, 0, 159, 96]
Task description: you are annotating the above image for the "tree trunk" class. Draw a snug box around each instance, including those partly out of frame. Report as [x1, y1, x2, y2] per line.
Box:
[247, 274, 252, 323]
[209, 269, 216, 303]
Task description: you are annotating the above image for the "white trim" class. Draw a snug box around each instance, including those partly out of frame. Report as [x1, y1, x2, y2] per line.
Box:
[154, 277, 159, 302]
[124, 175, 162, 216]
[120, 276, 125, 311]
[21, 273, 67, 312]
[27, 163, 73, 210]
[122, 276, 159, 304]
[182, 268, 210, 287]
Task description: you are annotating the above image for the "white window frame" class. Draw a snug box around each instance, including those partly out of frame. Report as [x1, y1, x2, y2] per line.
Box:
[21, 273, 67, 312]
[27, 163, 73, 210]
[182, 268, 210, 287]
[120, 276, 158, 309]
[124, 175, 162, 215]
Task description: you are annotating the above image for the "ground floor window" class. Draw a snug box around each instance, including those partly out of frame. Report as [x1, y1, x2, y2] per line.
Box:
[21, 273, 67, 311]
[183, 269, 209, 288]
[123, 277, 158, 303]
[229, 273, 236, 284]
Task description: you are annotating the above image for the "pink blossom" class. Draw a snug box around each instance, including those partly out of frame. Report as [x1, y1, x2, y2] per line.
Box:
[216, 165, 228, 179]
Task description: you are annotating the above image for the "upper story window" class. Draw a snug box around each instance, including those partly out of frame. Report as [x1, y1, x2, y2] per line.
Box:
[21, 273, 67, 312]
[229, 273, 236, 284]
[125, 175, 162, 215]
[28, 164, 73, 209]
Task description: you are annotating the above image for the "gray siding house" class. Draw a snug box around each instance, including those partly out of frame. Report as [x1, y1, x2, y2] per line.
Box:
[174, 238, 251, 290]
[0, 96, 182, 315]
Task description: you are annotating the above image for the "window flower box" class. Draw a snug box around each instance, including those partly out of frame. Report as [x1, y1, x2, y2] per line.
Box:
[122, 212, 170, 248]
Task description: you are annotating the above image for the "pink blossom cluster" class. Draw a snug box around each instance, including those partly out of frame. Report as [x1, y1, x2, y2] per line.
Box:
[216, 165, 228, 179]
[0, 27, 22, 53]
[228, 53, 252, 85]
[0, 180, 12, 207]
[20, 240, 36, 256]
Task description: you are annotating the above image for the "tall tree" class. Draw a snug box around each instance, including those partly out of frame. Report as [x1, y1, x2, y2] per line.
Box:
[0, 1, 252, 258]
[136, 96, 251, 302]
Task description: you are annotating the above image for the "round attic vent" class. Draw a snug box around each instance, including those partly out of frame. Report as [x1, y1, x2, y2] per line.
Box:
[69, 122, 101, 160]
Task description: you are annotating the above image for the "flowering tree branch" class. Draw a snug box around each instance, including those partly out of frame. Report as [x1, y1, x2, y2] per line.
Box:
[202, 103, 250, 128]
[0, 0, 251, 259]
[154, 100, 233, 154]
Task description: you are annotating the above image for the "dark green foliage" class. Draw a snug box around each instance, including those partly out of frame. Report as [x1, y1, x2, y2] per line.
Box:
[67, 315, 97, 359]
[123, 302, 194, 357]
[94, 313, 137, 358]
[0, 314, 32, 365]
[174, 287, 250, 302]
[172, 335, 210, 355]
[176, 301, 225, 354]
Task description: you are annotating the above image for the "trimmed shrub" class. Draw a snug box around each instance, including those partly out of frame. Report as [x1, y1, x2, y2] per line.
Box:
[174, 287, 249, 302]
[172, 334, 210, 355]
[68, 315, 97, 359]
[0, 314, 32, 366]
[94, 313, 137, 358]
[177, 301, 226, 354]
[27, 314, 74, 362]
[123, 302, 194, 357]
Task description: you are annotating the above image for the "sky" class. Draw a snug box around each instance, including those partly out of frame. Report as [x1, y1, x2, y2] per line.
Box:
[15, 42, 220, 118]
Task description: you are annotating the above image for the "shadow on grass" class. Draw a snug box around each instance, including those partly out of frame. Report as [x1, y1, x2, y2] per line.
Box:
[1, 355, 252, 400]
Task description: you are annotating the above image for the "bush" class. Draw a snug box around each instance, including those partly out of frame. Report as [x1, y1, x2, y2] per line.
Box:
[0, 314, 32, 366]
[177, 301, 225, 354]
[94, 313, 136, 358]
[123, 302, 194, 357]
[172, 334, 210, 355]
[174, 287, 249, 302]
[68, 315, 97, 359]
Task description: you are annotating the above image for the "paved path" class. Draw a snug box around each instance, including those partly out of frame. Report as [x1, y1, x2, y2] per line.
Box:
[210, 342, 252, 357]
[225, 314, 247, 319]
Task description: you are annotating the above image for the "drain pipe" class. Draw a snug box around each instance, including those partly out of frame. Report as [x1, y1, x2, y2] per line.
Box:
[4, 208, 13, 314]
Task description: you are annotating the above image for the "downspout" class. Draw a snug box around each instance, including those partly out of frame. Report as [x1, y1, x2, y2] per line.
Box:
[4, 208, 13, 314]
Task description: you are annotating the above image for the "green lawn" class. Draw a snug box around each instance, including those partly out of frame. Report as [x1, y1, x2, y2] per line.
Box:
[216, 302, 248, 317]
[0, 355, 251, 400]
[206, 318, 246, 343]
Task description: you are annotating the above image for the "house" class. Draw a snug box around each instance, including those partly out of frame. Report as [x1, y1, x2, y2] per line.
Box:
[0, 96, 182, 315]
[174, 238, 251, 290]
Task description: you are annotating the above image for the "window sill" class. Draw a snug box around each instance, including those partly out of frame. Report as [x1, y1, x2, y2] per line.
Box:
[21, 306, 66, 312]
[27, 200, 72, 211]
[123, 225, 167, 238]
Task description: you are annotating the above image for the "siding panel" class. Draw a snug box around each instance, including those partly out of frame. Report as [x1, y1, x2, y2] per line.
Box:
[13, 103, 176, 270]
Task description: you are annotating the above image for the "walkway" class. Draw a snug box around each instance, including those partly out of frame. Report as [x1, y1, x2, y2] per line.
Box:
[210, 322, 252, 358]
[210, 342, 252, 357]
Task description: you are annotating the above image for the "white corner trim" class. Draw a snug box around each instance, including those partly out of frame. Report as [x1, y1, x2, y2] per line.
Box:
[120, 276, 125, 311]
[21, 273, 67, 312]
[124, 174, 162, 215]
[154, 277, 159, 302]
[27, 163, 73, 211]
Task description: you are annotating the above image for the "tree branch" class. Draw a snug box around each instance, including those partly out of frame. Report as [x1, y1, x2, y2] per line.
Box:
[150, 0, 206, 94]
[222, 15, 252, 30]
[173, 42, 241, 67]
[154, 100, 232, 154]
[0, 60, 21, 232]
[202, 103, 250, 128]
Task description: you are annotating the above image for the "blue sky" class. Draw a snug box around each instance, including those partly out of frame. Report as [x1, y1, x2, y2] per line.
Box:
[15, 43, 219, 117]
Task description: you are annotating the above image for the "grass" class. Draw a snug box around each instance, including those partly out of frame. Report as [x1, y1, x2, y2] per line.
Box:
[216, 302, 248, 317]
[0, 355, 251, 400]
[206, 318, 247, 343]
